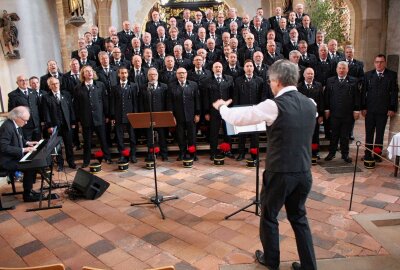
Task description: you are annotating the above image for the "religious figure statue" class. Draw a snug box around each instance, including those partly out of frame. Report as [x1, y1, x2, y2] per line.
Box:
[0, 10, 20, 57]
[69, 0, 84, 17]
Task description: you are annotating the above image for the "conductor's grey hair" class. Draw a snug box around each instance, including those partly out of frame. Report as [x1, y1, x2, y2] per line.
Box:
[268, 59, 299, 86]
[8, 106, 30, 121]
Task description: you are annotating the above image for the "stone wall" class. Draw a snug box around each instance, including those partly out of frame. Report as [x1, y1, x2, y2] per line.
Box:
[0, 0, 62, 111]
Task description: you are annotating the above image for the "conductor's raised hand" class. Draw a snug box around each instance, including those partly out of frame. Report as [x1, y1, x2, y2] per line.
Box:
[213, 99, 232, 111]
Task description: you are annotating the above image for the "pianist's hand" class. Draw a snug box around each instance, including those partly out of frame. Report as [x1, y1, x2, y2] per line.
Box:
[26, 141, 38, 146]
[23, 147, 36, 153]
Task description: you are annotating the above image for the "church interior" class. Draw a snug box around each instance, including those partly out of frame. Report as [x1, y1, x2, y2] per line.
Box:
[0, 0, 400, 269]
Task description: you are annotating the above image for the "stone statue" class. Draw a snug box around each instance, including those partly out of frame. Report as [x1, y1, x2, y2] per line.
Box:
[69, 0, 84, 17]
[0, 10, 20, 57]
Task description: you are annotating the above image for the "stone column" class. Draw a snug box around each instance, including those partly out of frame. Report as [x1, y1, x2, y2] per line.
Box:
[386, 0, 400, 145]
[94, 0, 113, 37]
[56, 0, 69, 72]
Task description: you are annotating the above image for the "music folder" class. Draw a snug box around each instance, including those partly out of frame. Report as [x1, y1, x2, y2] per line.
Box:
[225, 106, 266, 135]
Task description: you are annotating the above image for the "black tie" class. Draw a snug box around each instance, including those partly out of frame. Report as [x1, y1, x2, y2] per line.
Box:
[74, 74, 79, 81]
[121, 82, 126, 89]
[307, 84, 311, 89]
[17, 127, 23, 148]
[217, 77, 221, 84]
[378, 72, 383, 79]
[197, 70, 201, 75]
[339, 78, 344, 83]
[23, 90, 28, 96]
[231, 68, 235, 72]
[104, 68, 109, 75]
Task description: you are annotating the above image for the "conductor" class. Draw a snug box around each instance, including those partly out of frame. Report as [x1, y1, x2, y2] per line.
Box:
[213, 60, 317, 270]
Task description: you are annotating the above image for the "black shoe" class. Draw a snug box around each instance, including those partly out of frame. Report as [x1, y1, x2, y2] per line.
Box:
[236, 153, 246, 161]
[225, 151, 235, 159]
[130, 156, 137, 163]
[255, 250, 278, 270]
[210, 155, 215, 161]
[349, 135, 355, 140]
[292, 262, 302, 270]
[23, 193, 41, 202]
[68, 163, 77, 169]
[118, 156, 127, 163]
[81, 163, 89, 168]
[342, 155, 352, 163]
[105, 159, 113, 164]
[193, 155, 199, 161]
[162, 156, 168, 161]
[57, 165, 64, 172]
[176, 154, 183, 161]
[324, 153, 336, 161]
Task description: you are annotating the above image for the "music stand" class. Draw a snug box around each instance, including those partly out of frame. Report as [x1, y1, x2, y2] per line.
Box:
[127, 111, 178, 219]
[224, 114, 266, 219]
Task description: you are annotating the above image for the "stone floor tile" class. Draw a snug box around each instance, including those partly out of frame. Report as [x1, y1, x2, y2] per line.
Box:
[63, 224, 104, 248]
[204, 240, 236, 259]
[142, 231, 173, 246]
[98, 248, 132, 267]
[224, 251, 254, 265]
[112, 256, 151, 270]
[14, 240, 44, 257]
[86, 239, 116, 257]
[192, 254, 226, 270]
[0, 246, 27, 267]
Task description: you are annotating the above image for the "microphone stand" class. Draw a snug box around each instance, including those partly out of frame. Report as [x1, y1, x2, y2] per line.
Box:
[131, 83, 178, 219]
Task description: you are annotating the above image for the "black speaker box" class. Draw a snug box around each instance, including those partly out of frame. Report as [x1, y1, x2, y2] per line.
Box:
[71, 169, 110, 199]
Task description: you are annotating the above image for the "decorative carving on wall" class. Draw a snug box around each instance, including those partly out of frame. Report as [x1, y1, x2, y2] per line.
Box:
[67, 0, 86, 27]
[152, 0, 228, 22]
[0, 10, 20, 59]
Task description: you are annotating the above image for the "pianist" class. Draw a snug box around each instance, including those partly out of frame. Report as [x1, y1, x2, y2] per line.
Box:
[0, 106, 40, 202]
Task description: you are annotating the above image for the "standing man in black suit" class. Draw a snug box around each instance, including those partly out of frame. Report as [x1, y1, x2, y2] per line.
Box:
[167, 68, 201, 160]
[73, 65, 112, 167]
[0, 106, 41, 202]
[159, 56, 177, 85]
[298, 68, 324, 159]
[128, 55, 148, 89]
[204, 62, 234, 160]
[214, 60, 317, 270]
[345, 45, 364, 140]
[40, 60, 64, 93]
[327, 39, 345, 63]
[29, 76, 46, 138]
[138, 68, 169, 161]
[237, 33, 261, 66]
[298, 40, 317, 68]
[96, 51, 118, 147]
[90, 25, 105, 50]
[283, 28, 299, 58]
[362, 54, 399, 161]
[145, 10, 167, 40]
[233, 60, 264, 161]
[268, 6, 284, 31]
[62, 59, 81, 149]
[42, 77, 76, 170]
[325, 61, 360, 163]
[223, 52, 244, 80]
[251, 16, 268, 50]
[224, 7, 243, 29]
[8, 75, 41, 141]
[110, 67, 138, 163]
[263, 40, 284, 67]
[117, 20, 133, 46]
[297, 15, 317, 46]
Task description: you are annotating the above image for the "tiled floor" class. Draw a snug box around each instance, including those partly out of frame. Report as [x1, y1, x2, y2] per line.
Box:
[0, 120, 399, 270]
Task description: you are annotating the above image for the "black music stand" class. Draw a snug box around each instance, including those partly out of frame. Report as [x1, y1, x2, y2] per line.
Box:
[225, 151, 261, 219]
[127, 111, 178, 219]
[224, 118, 266, 219]
[26, 128, 63, 212]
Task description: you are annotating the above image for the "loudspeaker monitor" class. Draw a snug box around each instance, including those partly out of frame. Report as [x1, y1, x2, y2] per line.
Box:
[72, 168, 110, 199]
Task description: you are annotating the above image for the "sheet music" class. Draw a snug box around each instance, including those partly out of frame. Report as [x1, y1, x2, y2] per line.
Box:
[20, 139, 45, 162]
[226, 121, 266, 135]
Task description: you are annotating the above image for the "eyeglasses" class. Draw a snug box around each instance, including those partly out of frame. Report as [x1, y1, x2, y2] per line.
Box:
[19, 116, 29, 124]
[18, 79, 29, 82]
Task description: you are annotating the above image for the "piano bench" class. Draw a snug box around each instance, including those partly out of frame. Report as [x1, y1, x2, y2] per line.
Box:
[0, 170, 23, 196]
